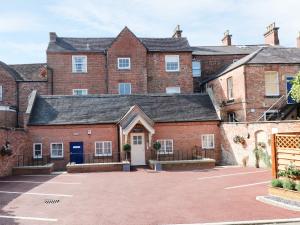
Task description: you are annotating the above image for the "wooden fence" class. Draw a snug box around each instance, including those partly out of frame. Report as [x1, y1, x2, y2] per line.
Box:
[272, 133, 300, 178]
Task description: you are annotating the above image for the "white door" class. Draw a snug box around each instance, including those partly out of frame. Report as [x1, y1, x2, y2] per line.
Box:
[130, 133, 146, 166]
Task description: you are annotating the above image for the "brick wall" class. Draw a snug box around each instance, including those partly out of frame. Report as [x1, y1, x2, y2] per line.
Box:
[107, 28, 148, 94]
[147, 52, 193, 93]
[193, 54, 247, 92]
[208, 66, 246, 121]
[47, 52, 107, 95]
[27, 124, 119, 170]
[0, 67, 17, 107]
[0, 128, 30, 177]
[220, 121, 300, 167]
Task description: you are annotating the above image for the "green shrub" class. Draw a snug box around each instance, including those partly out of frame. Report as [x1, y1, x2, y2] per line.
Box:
[123, 144, 131, 152]
[296, 183, 300, 192]
[282, 180, 296, 190]
[271, 179, 283, 188]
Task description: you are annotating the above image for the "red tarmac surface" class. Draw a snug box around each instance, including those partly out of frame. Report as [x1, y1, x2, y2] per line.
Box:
[0, 166, 299, 225]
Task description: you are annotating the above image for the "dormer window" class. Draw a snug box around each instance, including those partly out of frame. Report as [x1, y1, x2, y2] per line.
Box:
[72, 55, 87, 73]
[118, 58, 131, 70]
[165, 55, 180, 72]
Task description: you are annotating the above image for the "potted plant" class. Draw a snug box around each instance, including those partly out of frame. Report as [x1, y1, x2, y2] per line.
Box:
[233, 135, 246, 145]
[0, 142, 12, 157]
[253, 142, 271, 168]
[123, 144, 131, 161]
[153, 141, 161, 171]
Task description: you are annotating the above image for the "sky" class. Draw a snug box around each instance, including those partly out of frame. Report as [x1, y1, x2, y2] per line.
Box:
[0, 0, 300, 64]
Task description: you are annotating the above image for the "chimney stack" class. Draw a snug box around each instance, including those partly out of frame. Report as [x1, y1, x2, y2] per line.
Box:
[222, 30, 232, 46]
[50, 32, 57, 43]
[264, 23, 280, 45]
[172, 25, 182, 38]
[297, 32, 300, 48]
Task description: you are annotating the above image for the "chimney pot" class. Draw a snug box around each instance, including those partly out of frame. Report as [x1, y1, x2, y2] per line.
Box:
[264, 23, 279, 45]
[172, 25, 182, 38]
[222, 30, 232, 46]
[50, 32, 57, 43]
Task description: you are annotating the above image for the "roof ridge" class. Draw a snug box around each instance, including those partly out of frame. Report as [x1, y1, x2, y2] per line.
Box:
[9, 63, 46, 66]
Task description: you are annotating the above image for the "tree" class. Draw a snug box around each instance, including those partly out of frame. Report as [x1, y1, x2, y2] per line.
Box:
[290, 71, 300, 103]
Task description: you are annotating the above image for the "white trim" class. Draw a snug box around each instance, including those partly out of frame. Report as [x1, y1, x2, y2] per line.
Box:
[226, 77, 233, 100]
[264, 71, 279, 96]
[166, 86, 181, 94]
[117, 57, 131, 70]
[33, 143, 42, 159]
[201, 134, 215, 149]
[157, 139, 174, 154]
[72, 55, 87, 73]
[122, 115, 155, 135]
[50, 142, 64, 158]
[192, 61, 201, 77]
[118, 83, 132, 95]
[94, 141, 112, 156]
[165, 55, 180, 72]
[72, 89, 88, 95]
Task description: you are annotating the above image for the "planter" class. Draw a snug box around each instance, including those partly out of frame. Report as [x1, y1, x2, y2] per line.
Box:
[154, 162, 161, 171]
[268, 186, 300, 202]
[122, 161, 131, 172]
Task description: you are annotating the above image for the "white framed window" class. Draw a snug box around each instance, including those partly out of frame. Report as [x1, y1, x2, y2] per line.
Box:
[165, 55, 180, 72]
[95, 141, 112, 156]
[133, 136, 142, 145]
[265, 71, 279, 96]
[33, 143, 42, 159]
[50, 143, 64, 158]
[119, 83, 131, 95]
[157, 139, 173, 154]
[192, 61, 201, 77]
[72, 89, 88, 96]
[201, 134, 215, 149]
[0, 85, 2, 101]
[166, 87, 181, 94]
[118, 57, 131, 70]
[72, 55, 87, 73]
[227, 77, 233, 100]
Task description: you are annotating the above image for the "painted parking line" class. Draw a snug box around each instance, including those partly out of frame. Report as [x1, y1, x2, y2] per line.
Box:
[0, 190, 73, 197]
[224, 181, 269, 190]
[0, 180, 81, 185]
[0, 215, 57, 222]
[21, 174, 84, 177]
[197, 170, 269, 180]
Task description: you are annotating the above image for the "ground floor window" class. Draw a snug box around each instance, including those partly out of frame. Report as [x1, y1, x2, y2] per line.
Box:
[95, 141, 112, 156]
[228, 112, 236, 122]
[33, 143, 42, 159]
[119, 83, 131, 95]
[157, 139, 173, 154]
[202, 134, 215, 149]
[166, 87, 181, 94]
[264, 110, 278, 121]
[73, 89, 88, 95]
[51, 143, 64, 158]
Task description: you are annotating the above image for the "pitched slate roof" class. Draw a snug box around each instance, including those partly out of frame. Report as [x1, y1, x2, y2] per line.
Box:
[47, 37, 192, 53]
[28, 94, 219, 125]
[202, 47, 300, 83]
[0, 61, 23, 81]
[9, 63, 47, 81]
[191, 45, 264, 55]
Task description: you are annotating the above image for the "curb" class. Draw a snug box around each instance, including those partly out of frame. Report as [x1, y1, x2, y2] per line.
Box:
[256, 195, 300, 212]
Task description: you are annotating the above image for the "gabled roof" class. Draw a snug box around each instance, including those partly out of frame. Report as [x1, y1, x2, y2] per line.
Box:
[0, 61, 23, 81]
[191, 45, 265, 56]
[28, 94, 219, 125]
[47, 32, 192, 53]
[9, 63, 47, 81]
[203, 47, 300, 83]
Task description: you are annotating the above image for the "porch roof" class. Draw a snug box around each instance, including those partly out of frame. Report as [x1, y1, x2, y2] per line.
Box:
[28, 94, 219, 126]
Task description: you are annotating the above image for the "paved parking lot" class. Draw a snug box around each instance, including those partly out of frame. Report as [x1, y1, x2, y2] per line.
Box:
[0, 166, 299, 225]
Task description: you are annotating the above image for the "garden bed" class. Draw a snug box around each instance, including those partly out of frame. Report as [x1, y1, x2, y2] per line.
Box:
[268, 186, 300, 202]
[12, 163, 54, 175]
[66, 161, 130, 173]
[148, 158, 215, 171]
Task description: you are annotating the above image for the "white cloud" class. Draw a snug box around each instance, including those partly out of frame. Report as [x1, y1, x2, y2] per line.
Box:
[0, 13, 41, 32]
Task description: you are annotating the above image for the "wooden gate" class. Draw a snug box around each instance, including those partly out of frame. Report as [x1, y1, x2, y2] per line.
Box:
[272, 133, 300, 178]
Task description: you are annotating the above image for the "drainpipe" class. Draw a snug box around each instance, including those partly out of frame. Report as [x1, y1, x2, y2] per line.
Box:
[16, 81, 20, 127]
[105, 50, 109, 93]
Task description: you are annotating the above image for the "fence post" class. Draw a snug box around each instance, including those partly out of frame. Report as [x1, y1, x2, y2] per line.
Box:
[271, 134, 277, 179]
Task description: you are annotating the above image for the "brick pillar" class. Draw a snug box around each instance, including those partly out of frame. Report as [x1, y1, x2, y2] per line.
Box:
[264, 23, 280, 46]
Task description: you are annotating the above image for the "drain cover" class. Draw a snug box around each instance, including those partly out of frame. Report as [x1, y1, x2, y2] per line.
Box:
[44, 199, 60, 204]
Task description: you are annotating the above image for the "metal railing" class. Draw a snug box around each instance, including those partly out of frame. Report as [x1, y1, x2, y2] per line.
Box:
[150, 147, 215, 161]
[16, 155, 50, 167]
[257, 95, 287, 121]
[70, 152, 126, 164]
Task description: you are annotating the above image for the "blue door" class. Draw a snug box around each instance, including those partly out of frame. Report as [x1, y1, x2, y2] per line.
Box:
[70, 142, 84, 164]
[286, 76, 295, 104]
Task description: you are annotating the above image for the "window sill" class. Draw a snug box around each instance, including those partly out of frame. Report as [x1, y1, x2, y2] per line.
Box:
[165, 70, 180, 73]
[94, 155, 113, 158]
[72, 72, 87, 74]
[226, 99, 235, 104]
[50, 157, 64, 160]
[117, 68, 131, 71]
[264, 95, 281, 98]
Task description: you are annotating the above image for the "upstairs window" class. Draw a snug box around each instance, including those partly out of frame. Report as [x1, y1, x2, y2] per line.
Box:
[202, 134, 215, 149]
[227, 77, 233, 100]
[0, 85, 2, 101]
[73, 89, 88, 96]
[157, 139, 173, 154]
[192, 61, 201, 77]
[265, 71, 279, 96]
[72, 55, 87, 73]
[95, 141, 112, 156]
[118, 58, 131, 70]
[119, 83, 131, 95]
[165, 55, 179, 72]
[166, 87, 181, 94]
